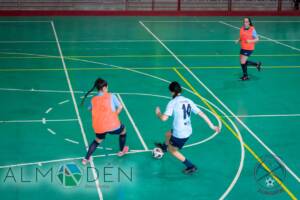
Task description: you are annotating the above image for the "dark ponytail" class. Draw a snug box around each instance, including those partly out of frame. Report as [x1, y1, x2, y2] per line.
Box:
[169, 81, 182, 99]
[81, 78, 108, 106]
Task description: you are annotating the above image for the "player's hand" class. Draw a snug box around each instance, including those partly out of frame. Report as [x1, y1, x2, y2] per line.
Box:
[212, 126, 220, 133]
[246, 39, 251, 43]
[235, 39, 240, 44]
[155, 107, 161, 116]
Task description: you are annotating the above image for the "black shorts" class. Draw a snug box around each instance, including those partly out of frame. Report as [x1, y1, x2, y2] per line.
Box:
[240, 49, 253, 57]
[95, 124, 125, 140]
[169, 135, 189, 149]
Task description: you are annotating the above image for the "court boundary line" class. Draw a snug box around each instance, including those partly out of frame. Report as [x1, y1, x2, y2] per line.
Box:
[219, 20, 300, 183]
[172, 68, 246, 200]
[0, 151, 149, 169]
[0, 92, 243, 200]
[0, 39, 300, 43]
[173, 68, 297, 200]
[139, 20, 298, 198]
[50, 21, 103, 200]
[2, 112, 300, 125]
[1, 52, 300, 60]
[117, 93, 149, 150]
[0, 50, 245, 198]
[1, 48, 299, 181]
[0, 118, 78, 123]
[139, 19, 300, 183]
[141, 20, 300, 23]
[2, 65, 300, 72]
[219, 21, 300, 52]
[0, 21, 51, 23]
[0, 91, 224, 169]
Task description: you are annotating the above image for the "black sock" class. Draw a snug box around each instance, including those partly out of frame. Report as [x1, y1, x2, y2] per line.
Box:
[85, 140, 99, 160]
[241, 63, 248, 76]
[183, 159, 194, 168]
[161, 143, 168, 151]
[119, 134, 127, 151]
[246, 60, 258, 66]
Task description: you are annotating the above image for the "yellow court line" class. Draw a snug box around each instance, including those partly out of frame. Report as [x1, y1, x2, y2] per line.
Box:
[173, 68, 297, 200]
[1, 65, 300, 72]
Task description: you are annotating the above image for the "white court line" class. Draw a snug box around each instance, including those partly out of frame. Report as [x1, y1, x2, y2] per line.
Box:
[117, 93, 149, 150]
[139, 21, 300, 198]
[140, 20, 300, 183]
[0, 90, 226, 169]
[0, 119, 43, 123]
[47, 128, 56, 135]
[141, 20, 300, 23]
[0, 21, 51, 23]
[97, 147, 113, 151]
[1, 113, 299, 125]
[0, 88, 244, 200]
[0, 90, 242, 197]
[58, 99, 69, 105]
[0, 150, 150, 169]
[0, 118, 78, 123]
[230, 114, 300, 118]
[219, 21, 300, 52]
[0, 39, 299, 43]
[0, 48, 243, 197]
[65, 138, 79, 144]
[219, 20, 300, 183]
[0, 87, 79, 93]
[0, 41, 292, 186]
[45, 107, 53, 114]
[50, 21, 103, 200]
[0, 41, 55, 43]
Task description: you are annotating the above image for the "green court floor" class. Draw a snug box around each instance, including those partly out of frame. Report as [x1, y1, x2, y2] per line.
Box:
[0, 16, 299, 200]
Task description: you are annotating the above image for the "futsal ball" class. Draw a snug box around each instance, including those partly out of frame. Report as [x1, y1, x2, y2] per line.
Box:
[152, 147, 164, 159]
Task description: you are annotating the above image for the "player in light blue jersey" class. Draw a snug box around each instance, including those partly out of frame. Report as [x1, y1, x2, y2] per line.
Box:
[155, 81, 220, 174]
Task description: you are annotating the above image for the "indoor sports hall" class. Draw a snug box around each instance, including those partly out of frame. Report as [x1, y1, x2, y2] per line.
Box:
[0, 1, 299, 200]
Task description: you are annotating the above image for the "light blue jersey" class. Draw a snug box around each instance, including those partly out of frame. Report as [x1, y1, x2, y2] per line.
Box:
[252, 29, 258, 38]
[164, 96, 201, 139]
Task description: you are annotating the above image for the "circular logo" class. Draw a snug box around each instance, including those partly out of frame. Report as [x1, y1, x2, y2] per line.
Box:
[254, 155, 286, 195]
[57, 163, 82, 187]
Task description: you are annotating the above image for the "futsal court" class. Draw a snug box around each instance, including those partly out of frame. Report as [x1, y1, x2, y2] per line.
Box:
[0, 16, 299, 200]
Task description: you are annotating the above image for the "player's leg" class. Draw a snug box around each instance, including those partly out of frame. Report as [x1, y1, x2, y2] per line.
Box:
[117, 125, 129, 156]
[168, 136, 197, 174]
[108, 124, 129, 156]
[155, 130, 171, 152]
[82, 134, 105, 165]
[168, 144, 197, 174]
[240, 52, 249, 80]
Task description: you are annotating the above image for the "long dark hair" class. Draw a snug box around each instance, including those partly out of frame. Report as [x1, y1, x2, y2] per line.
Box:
[169, 81, 182, 99]
[81, 78, 108, 105]
[245, 17, 253, 26]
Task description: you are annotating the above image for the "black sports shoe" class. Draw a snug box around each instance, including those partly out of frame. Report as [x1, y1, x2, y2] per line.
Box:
[183, 166, 198, 175]
[256, 62, 262, 71]
[154, 142, 167, 152]
[240, 76, 249, 81]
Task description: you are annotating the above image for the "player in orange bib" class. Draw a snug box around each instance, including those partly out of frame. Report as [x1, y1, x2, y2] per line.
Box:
[236, 17, 262, 81]
[81, 78, 129, 165]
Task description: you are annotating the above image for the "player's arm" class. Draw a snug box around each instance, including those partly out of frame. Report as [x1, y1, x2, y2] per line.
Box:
[113, 94, 123, 115]
[116, 104, 123, 115]
[155, 107, 169, 121]
[197, 110, 220, 132]
[191, 101, 218, 131]
[247, 29, 259, 43]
